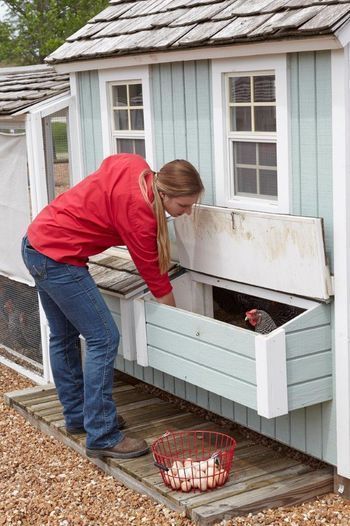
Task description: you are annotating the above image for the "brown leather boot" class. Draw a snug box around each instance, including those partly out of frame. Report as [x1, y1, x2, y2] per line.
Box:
[86, 435, 149, 459]
[67, 414, 126, 435]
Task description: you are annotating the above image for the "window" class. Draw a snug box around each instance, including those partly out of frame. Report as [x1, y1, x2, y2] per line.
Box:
[228, 73, 277, 200]
[212, 56, 288, 213]
[99, 66, 154, 165]
[110, 81, 145, 158]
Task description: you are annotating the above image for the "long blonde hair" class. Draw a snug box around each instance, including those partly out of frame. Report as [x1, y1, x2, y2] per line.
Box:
[139, 160, 204, 274]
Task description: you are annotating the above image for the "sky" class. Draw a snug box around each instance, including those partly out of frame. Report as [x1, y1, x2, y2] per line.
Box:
[0, 2, 7, 20]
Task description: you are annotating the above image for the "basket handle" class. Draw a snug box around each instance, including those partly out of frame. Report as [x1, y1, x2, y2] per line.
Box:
[154, 461, 169, 472]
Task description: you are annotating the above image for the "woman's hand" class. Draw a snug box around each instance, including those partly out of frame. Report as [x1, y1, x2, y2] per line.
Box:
[156, 291, 176, 307]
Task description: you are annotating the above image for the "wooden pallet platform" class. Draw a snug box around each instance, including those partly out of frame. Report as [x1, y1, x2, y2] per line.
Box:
[4, 376, 334, 525]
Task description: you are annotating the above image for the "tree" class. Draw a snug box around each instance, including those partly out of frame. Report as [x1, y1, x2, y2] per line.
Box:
[0, 0, 109, 66]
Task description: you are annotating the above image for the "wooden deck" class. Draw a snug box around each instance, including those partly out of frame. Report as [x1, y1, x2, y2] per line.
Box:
[4, 375, 334, 525]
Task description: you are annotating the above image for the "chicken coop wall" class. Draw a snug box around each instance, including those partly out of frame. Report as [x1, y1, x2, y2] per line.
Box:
[75, 50, 336, 465]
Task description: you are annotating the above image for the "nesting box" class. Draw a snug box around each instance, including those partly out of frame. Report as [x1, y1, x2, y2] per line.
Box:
[134, 206, 333, 419]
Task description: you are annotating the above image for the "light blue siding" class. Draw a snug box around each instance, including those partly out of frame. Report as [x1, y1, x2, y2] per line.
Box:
[77, 71, 104, 175]
[289, 51, 333, 270]
[81, 50, 336, 466]
[151, 61, 214, 205]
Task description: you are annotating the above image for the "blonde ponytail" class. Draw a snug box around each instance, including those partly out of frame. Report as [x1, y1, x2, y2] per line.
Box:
[139, 160, 204, 275]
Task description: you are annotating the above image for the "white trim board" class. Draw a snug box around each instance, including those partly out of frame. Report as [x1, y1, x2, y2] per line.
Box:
[332, 46, 350, 478]
[52, 36, 341, 74]
[211, 54, 289, 214]
[98, 66, 155, 167]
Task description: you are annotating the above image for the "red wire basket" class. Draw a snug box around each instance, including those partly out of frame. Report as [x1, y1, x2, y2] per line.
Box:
[151, 430, 236, 492]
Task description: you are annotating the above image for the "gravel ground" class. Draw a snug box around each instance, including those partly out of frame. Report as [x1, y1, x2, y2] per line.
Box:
[1, 362, 349, 526]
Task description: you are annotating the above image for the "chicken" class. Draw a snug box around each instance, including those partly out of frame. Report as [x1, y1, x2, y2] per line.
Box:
[245, 309, 277, 334]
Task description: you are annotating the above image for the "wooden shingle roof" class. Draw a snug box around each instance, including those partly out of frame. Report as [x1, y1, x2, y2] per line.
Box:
[46, 0, 350, 65]
[0, 65, 69, 115]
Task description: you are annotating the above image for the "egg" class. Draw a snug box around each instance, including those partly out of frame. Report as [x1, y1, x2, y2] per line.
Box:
[171, 460, 183, 473]
[198, 460, 208, 473]
[215, 469, 228, 486]
[207, 458, 216, 469]
[206, 466, 216, 488]
[163, 471, 170, 485]
[198, 477, 208, 491]
[169, 474, 181, 489]
[177, 468, 188, 480]
[192, 477, 200, 489]
[180, 479, 192, 492]
[184, 458, 193, 468]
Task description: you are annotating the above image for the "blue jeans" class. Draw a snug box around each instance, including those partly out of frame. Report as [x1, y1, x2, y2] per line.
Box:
[21, 235, 123, 449]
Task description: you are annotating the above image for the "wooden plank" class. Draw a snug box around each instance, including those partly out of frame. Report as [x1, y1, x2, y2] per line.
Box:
[191, 468, 333, 524]
[148, 347, 257, 409]
[288, 377, 332, 411]
[184, 61, 199, 168]
[284, 303, 331, 332]
[159, 63, 175, 162]
[6, 378, 334, 524]
[78, 70, 103, 174]
[176, 458, 305, 507]
[286, 325, 331, 359]
[196, 60, 215, 206]
[287, 351, 332, 385]
[171, 62, 187, 157]
[146, 301, 256, 358]
[4, 384, 56, 405]
[147, 324, 256, 383]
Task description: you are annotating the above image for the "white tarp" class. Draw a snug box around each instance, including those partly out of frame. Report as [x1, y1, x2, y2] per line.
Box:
[0, 132, 34, 285]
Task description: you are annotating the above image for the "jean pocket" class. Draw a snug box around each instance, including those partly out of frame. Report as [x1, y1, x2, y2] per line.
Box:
[24, 250, 47, 281]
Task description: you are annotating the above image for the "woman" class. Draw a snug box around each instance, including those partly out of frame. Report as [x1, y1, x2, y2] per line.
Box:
[21, 153, 204, 459]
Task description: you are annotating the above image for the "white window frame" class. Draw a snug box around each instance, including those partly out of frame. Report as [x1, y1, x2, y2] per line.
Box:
[99, 66, 154, 167]
[212, 55, 289, 213]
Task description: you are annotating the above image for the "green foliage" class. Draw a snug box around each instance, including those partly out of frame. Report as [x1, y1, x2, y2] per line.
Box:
[52, 121, 68, 155]
[0, 0, 109, 65]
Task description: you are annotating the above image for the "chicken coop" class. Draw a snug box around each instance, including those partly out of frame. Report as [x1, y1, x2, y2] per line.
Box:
[10, 0, 348, 492]
[0, 64, 71, 383]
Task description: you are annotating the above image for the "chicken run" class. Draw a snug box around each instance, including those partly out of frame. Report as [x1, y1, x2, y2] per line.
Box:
[213, 287, 305, 334]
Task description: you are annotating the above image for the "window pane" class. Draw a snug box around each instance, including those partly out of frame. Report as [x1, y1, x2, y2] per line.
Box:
[116, 138, 134, 154]
[112, 85, 127, 106]
[114, 110, 129, 130]
[134, 139, 146, 157]
[234, 142, 256, 165]
[235, 167, 257, 194]
[130, 109, 144, 130]
[229, 77, 250, 103]
[231, 106, 251, 131]
[129, 84, 143, 106]
[254, 76, 275, 102]
[258, 143, 276, 167]
[116, 138, 145, 158]
[260, 169, 278, 197]
[254, 107, 276, 132]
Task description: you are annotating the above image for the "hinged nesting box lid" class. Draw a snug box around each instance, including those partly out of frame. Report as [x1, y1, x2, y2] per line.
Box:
[174, 206, 333, 301]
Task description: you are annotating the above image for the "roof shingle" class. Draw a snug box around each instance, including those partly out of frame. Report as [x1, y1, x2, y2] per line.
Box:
[45, 0, 350, 65]
[0, 65, 69, 116]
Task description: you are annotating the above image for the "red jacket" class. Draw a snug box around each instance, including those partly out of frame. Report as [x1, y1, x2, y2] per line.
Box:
[27, 154, 172, 298]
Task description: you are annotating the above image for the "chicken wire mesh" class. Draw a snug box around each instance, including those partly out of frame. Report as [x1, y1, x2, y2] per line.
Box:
[0, 275, 42, 375]
[42, 109, 71, 202]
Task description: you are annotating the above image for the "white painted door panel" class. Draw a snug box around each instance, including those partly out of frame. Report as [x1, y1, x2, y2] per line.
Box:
[175, 206, 332, 301]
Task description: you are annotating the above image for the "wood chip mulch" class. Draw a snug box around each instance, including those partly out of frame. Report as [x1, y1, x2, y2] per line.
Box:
[1, 363, 350, 526]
